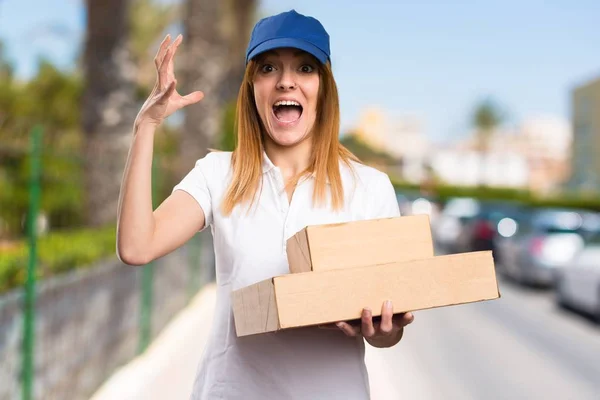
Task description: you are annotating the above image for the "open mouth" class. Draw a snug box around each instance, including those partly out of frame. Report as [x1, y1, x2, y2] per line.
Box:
[272, 100, 303, 123]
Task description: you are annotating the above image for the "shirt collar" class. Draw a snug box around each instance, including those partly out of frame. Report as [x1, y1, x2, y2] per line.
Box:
[261, 151, 276, 174]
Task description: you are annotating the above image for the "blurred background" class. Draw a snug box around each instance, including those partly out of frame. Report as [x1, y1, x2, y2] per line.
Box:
[1, 0, 599, 399]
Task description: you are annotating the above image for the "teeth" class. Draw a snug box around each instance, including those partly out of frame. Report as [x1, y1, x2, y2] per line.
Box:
[274, 100, 301, 107]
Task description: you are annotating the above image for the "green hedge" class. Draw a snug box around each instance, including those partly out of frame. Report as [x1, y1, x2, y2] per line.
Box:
[391, 179, 600, 211]
[0, 225, 116, 294]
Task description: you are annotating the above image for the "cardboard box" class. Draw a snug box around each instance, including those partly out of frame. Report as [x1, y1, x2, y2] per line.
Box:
[232, 251, 500, 337]
[286, 215, 434, 273]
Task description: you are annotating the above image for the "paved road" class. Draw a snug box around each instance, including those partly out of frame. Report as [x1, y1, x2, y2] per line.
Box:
[93, 273, 600, 400]
[366, 275, 600, 400]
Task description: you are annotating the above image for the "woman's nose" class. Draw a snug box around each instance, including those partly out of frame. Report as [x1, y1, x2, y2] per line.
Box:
[277, 70, 297, 90]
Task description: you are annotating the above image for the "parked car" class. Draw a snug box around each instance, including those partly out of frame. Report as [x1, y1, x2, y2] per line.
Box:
[431, 197, 480, 254]
[494, 208, 599, 287]
[555, 233, 600, 321]
[396, 193, 413, 217]
[453, 202, 527, 258]
[397, 191, 441, 222]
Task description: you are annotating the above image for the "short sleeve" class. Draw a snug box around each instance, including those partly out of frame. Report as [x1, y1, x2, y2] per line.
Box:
[365, 174, 401, 219]
[172, 153, 214, 229]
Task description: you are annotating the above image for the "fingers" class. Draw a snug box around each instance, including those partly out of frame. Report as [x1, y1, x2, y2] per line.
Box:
[154, 34, 171, 69]
[379, 301, 394, 335]
[157, 34, 181, 90]
[167, 34, 183, 78]
[394, 312, 415, 328]
[335, 306, 415, 339]
[361, 308, 376, 338]
[158, 47, 173, 90]
[336, 322, 360, 337]
[179, 90, 205, 107]
[153, 34, 201, 111]
[154, 34, 181, 68]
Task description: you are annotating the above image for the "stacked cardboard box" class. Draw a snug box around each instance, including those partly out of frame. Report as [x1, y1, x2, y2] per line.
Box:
[232, 215, 500, 337]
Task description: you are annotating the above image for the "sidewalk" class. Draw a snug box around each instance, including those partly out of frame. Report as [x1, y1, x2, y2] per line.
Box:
[90, 284, 417, 400]
[90, 284, 217, 400]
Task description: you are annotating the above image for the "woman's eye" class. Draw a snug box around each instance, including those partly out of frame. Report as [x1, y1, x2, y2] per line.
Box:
[300, 65, 314, 73]
[261, 64, 275, 73]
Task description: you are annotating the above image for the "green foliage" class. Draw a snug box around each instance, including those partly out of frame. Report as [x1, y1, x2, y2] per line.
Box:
[153, 123, 182, 202]
[435, 185, 529, 203]
[340, 133, 397, 165]
[0, 79, 18, 133]
[472, 98, 504, 132]
[391, 178, 600, 211]
[130, 0, 178, 62]
[0, 151, 84, 238]
[220, 101, 237, 151]
[1, 61, 82, 144]
[0, 41, 14, 80]
[0, 225, 117, 294]
[0, 62, 84, 237]
[21, 61, 82, 134]
[0, 43, 178, 239]
[528, 193, 600, 212]
[0, 244, 27, 294]
[471, 97, 505, 154]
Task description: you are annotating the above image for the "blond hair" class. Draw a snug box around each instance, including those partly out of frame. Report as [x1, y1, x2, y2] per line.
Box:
[221, 58, 359, 216]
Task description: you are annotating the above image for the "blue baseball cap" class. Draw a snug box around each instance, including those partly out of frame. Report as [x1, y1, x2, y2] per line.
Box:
[245, 10, 331, 65]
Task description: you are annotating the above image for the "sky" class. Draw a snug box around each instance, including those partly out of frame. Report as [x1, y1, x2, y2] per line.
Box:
[1, 0, 599, 144]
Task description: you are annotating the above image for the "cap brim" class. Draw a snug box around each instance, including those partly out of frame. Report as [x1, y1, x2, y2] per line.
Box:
[246, 38, 329, 65]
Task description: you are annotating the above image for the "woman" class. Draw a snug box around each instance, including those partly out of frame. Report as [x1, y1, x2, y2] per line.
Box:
[117, 9, 414, 400]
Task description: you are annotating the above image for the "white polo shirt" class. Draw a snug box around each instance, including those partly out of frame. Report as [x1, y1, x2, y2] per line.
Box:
[173, 151, 400, 400]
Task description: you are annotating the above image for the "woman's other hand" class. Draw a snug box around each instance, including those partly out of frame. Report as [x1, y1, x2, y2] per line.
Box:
[335, 301, 414, 348]
[135, 34, 204, 128]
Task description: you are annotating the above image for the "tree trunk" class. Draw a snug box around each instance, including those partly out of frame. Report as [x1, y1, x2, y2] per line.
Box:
[179, 0, 256, 174]
[82, 0, 136, 227]
[219, 0, 257, 102]
[179, 0, 227, 173]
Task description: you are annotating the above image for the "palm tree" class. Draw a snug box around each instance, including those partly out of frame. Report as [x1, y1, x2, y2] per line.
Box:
[81, 0, 136, 226]
[178, 0, 256, 175]
[472, 98, 504, 186]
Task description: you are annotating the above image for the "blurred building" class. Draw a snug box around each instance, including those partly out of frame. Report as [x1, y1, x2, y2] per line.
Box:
[431, 127, 529, 188]
[430, 143, 529, 188]
[435, 116, 571, 193]
[567, 76, 600, 194]
[354, 108, 388, 150]
[518, 116, 572, 194]
[355, 108, 430, 183]
[352, 107, 571, 192]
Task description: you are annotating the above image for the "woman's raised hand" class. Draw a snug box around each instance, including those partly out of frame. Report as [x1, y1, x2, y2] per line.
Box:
[135, 34, 204, 127]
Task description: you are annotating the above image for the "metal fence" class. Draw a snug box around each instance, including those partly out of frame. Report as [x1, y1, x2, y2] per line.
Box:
[0, 126, 214, 400]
